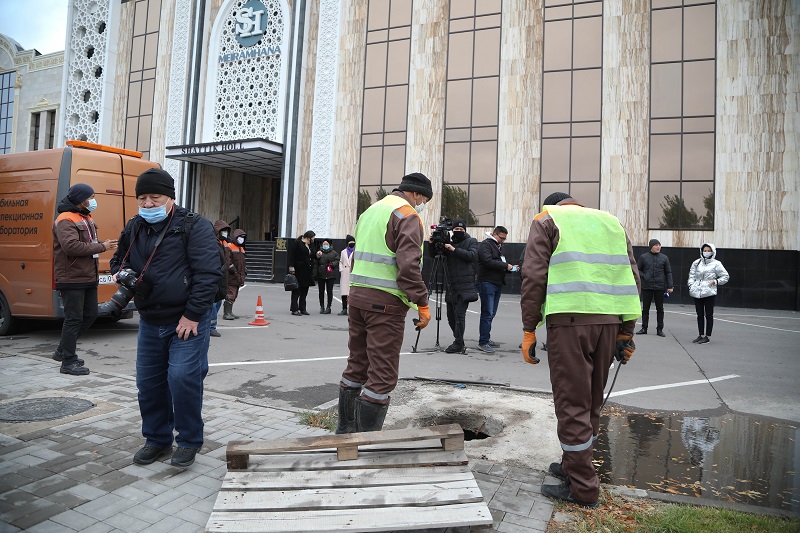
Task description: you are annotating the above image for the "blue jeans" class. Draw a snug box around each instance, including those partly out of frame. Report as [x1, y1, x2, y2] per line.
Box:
[477, 281, 502, 345]
[136, 310, 211, 449]
[210, 300, 222, 331]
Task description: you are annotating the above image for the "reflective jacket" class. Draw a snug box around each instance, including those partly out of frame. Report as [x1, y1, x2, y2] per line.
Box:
[688, 243, 729, 299]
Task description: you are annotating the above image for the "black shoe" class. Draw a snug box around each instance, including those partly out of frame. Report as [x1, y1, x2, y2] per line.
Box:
[324, 307, 332, 314]
[636, 328, 647, 335]
[698, 336, 710, 344]
[320, 307, 325, 314]
[444, 343, 464, 354]
[300, 310, 310, 315]
[541, 483, 598, 508]
[291, 310, 302, 316]
[133, 445, 172, 465]
[692, 335, 704, 343]
[338, 308, 348, 315]
[171, 447, 198, 467]
[60, 363, 90, 375]
[53, 350, 84, 366]
[656, 330, 665, 337]
[210, 329, 221, 337]
[548, 462, 566, 480]
[487, 340, 501, 348]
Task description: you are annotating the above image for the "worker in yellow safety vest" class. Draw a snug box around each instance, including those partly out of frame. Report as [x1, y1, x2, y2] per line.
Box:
[335, 173, 433, 433]
[520, 191, 641, 507]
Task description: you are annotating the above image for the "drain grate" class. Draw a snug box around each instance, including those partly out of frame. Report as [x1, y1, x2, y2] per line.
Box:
[0, 397, 96, 422]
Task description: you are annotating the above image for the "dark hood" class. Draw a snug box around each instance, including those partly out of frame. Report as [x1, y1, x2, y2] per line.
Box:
[56, 196, 88, 215]
[232, 228, 246, 239]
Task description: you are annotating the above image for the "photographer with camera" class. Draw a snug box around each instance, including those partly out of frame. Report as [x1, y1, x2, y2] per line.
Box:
[110, 168, 222, 469]
[52, 184, 118, 376]
[428, 218, 479, 353]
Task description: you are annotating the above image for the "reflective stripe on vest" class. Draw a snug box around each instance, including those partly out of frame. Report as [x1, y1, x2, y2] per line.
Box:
[543, 205, 641, 323]
[350, 194, 423, 309]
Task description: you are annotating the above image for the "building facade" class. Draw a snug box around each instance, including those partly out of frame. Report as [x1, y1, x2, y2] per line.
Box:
[3, 1, 799, 307]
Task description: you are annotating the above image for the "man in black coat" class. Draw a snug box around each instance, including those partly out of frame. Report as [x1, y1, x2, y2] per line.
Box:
[429, 218, 479, 353]
[476, 225, 518, 352]
[636, 239, 674, 337]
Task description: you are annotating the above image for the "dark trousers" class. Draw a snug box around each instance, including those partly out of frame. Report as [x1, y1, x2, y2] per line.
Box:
[446, 293, 469, 347]
[290, 286, 309, 312]
[57, 288, 98, 365]
[341, 295, 348, 310]
[318, 278, 334, 308]
[694, 295, 716, 336]
[640, 289, 665, 331]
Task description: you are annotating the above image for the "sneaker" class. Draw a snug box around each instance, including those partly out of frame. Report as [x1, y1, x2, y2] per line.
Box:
[692, 335, 704, 343]
[338, 308, 348, 316]
[656, 330, 665, 337]
[697, 336, 710, 344]
[291, 310, 302, 316]
[636, 328, 647, 335]
[548, 462, 566, 480]
[60, 363, 90, 376]
[487, 340, 501, 348]
[210, 329, 221, 337]
[52, 349, 84, 366]
[171, 447, 198, 467]
[476, 344, 495, 353]
[133, 445, 172, 465]
[444, 343, 464, 354]
[300, 310, 310, 315]
[541, 483, 599, 508]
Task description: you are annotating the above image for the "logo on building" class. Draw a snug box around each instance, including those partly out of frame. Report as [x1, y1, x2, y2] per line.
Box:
[234, 0, 268, 47]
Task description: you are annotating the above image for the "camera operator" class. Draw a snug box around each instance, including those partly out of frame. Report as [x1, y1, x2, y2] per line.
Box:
[110, 168, 222, 469]
[429, 218, 479, 353]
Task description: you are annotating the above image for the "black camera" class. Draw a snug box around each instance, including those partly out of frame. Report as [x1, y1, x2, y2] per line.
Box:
[431, 216, 453, 254]
[98, 268, 139, 318]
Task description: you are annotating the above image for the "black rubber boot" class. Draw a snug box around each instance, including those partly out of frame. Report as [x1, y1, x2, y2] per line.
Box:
[335, 386, 361, 434]
[355, 397, 389, 432]
[223, 301, 235, 320]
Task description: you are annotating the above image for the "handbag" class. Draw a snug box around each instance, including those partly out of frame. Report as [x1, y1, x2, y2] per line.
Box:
[284, 273, 299, 291]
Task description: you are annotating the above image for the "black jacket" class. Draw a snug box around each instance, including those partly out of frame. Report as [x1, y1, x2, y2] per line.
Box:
[314, 248, 339, 280]
[110, 205, 222, 325]
[288, 239, 315, 287]
[430, 233, 479, 301]
[477, 237, 508, 286]
[637, 251, 674, 291]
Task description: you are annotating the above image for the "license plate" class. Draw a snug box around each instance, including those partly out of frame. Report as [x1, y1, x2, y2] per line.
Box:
[99, 274, 115, 285]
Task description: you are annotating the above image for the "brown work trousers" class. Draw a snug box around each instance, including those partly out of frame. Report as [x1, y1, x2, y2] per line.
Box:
[226, 284, 240, 303]
[341, 305, 408, 404]
[547, 319, 617, 503]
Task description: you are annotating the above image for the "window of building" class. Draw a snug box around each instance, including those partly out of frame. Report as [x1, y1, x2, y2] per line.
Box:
[648, 0, 715, 230]
[30, 112, 41, 151]
[47, 110, 56, 149]
[124, 0, 161, 160]
[357, 0, 414, 216]
[539, 0, 603, 209]
[441, 0, 501, 227]
[0, 71, 15, 155]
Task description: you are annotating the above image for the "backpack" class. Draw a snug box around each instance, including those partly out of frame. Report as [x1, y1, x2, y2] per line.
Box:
[181, 212, 228, 303]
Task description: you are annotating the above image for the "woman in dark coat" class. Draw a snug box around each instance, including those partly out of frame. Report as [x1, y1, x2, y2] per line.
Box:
[314, 239, 339, 314]
[288, 230, 315, 315]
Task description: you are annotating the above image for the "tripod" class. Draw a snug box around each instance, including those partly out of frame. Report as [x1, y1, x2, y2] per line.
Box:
[411, 248, 449, 353]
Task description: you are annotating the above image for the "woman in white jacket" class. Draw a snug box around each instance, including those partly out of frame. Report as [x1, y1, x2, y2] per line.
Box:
[338, 234, 355, 315]
[688, 243, 729, 344]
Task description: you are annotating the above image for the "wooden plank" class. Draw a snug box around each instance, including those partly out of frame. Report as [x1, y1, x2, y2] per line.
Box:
[219, 466, 474, 490]
[214, 480, 483, 511]
[205, 503, 494, 533]
[245, 449, 468, 472]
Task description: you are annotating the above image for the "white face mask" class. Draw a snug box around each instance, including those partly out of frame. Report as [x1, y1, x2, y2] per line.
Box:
[414, 201, 426, 214]
[702, 251, 713, 258]
[221, 231, 228, 239]
[236, 237, 245, 245]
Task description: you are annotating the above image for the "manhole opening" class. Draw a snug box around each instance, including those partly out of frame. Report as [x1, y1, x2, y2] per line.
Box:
[0, 397, 95, 423]
[414, 409, 504, 441]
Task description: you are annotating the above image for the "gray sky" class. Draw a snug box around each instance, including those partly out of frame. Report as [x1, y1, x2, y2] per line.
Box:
[0, 0, 70, 55]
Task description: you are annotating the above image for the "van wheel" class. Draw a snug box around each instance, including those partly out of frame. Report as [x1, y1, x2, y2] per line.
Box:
[0, 291, 17, 336]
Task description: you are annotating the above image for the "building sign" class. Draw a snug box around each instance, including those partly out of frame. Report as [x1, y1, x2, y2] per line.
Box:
[179, 142, 244, 154]
[235, 0, 269, 47]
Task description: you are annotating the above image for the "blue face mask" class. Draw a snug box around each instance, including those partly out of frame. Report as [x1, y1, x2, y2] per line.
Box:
[139, 204, 168, 223]
[322, 245, 330, 251]
[86, 198, 97, 212]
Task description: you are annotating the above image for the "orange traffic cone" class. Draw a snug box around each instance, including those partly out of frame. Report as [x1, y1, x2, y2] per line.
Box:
[248, 296, 270, 326]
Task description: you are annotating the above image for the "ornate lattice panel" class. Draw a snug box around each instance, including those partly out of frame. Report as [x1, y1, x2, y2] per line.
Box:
[63, 0, 109, 143]
[213, 0, 286, 142]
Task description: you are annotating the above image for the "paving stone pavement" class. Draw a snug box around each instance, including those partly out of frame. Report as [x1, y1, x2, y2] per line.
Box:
[0, 352, 554, 532]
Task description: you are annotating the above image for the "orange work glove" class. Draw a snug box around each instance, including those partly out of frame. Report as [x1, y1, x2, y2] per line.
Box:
[415, 305, 431, 329]
[521, 331, 539, 364]
[615, 333, 636, 364]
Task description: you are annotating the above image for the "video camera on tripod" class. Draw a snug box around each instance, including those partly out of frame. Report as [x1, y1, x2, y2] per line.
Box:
[430, 216, 453, 254]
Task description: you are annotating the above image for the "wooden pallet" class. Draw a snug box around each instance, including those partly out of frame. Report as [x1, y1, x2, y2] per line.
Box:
[206, 424, 493, 533]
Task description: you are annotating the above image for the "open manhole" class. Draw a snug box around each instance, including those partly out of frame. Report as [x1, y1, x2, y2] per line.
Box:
[415, 409, 505, 441]
[0, 397, 96, 422]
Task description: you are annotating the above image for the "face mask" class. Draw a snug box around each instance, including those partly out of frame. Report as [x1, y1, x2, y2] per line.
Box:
[348, 243, 355, 249]
[221, 231, 228, 239]
[86, 198, 97, 212]
[703, 251, 713, 258]
[452, 232, 466, 242]
[414, 201, 426, 214]
[236, 237, 245, 245]
[322, 245, 331, 251]
[139, 204, 168, 224]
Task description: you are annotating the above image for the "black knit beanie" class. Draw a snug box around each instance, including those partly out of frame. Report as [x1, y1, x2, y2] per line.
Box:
[136, 168, 176, 198]
[453, 218, 467, 229]
[649, 239, 661, 249]
[542, 191, 572, 206]
[66, 183, 94, 205]
[397, 172, 433, 200]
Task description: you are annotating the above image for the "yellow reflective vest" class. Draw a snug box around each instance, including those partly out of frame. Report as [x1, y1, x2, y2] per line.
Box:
[542, 205, 641, 323]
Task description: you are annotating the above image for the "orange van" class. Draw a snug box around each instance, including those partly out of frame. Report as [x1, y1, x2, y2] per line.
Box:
[0, 141, 159, 335]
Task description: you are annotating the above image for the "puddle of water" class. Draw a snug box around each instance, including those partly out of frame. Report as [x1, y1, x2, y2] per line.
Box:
[594, 410, 799, 512]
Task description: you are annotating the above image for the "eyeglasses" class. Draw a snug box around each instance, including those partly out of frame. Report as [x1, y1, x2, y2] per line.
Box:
[495, 234, 507, 241]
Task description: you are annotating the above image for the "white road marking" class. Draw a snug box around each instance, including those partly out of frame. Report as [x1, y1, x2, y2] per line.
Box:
[712, 312, 800, 320]
[665, 310, 800, 333]
[608, 374, 740, 398]
[209, 355, 348, 367]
